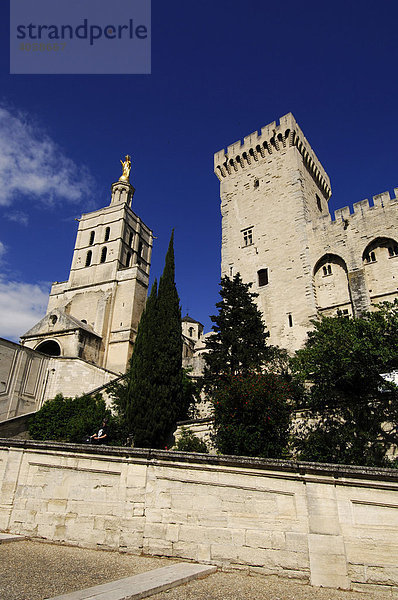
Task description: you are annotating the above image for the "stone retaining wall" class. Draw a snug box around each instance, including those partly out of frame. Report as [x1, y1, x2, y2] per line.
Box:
[1, 439, 398, 593]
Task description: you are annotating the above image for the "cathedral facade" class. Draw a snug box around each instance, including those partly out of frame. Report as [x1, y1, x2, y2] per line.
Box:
[214, 113, 398, 352]
[21, 174, 153, 375]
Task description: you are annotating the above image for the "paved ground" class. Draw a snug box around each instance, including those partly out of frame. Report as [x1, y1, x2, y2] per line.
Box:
[0, 540, 395, 600]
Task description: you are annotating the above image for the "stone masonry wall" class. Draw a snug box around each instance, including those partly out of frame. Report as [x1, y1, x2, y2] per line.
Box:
[0, 339, 49, 421]
[0, 338, 118, 423]
[44, 357, 116, 402]
[1, 439, 398, 593]
[214, 113, 398, 352]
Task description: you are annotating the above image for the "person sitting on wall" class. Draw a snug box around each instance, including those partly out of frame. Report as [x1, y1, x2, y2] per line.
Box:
[90, 419, 109, 445]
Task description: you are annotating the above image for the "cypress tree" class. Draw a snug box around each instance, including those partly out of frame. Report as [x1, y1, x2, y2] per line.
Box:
[152, 230, 184, 446]
[126, 279, 158, 446]
[114, 231, 185, 449]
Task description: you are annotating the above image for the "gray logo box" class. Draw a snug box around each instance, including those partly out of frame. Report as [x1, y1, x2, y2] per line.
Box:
[10, 0, 151, 74]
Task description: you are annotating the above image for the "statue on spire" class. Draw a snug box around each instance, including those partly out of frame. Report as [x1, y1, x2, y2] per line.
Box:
[119, 155, 132, 183]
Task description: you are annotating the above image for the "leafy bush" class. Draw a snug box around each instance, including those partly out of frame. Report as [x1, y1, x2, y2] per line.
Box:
[29, 393, 125, 445]
[291, 302, 398, 467]
[175, 427, 208, 453]
[212, 373, 291, 458]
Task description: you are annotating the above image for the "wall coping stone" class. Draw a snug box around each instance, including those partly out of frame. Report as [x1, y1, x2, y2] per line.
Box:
[1, 438, 398, 484]
[176, 417, 213, 426]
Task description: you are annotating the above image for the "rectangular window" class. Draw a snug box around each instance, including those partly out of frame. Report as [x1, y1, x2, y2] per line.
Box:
[243, 228, 253, 246]
[258, 268, 268, 287]
[288, 314, 293, 327]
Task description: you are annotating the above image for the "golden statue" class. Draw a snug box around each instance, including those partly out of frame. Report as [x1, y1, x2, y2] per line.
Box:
[119, 155, 132, 182]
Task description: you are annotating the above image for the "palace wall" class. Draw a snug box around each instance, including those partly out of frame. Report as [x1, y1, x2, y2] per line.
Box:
[214, 113, 398, 352]
[0, 339, 117, 422]
[309, 190, 398, 317]
[1, 439, 398, 593]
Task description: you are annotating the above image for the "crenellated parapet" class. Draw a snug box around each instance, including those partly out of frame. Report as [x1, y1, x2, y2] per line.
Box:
[332, 188, 398, 224]
[214, 112, 332, 199]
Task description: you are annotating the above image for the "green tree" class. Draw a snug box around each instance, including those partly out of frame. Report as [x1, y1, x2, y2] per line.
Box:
[204, 273, 291, 457]
[291, 302, 398, 466]
[152, 230, 185, 428]
[181, 368, 201, 419]
[204, 274, 271, 383]
[175, 427, 209, 453]
[212, 373, 291, 457]
[112, 231, 187, 449]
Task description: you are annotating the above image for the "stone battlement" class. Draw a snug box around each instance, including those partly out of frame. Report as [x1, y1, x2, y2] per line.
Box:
[214, 113, 331, 199]
[332, 188, 398, 223]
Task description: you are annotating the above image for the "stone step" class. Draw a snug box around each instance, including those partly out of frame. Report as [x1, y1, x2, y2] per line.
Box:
[45, 562, 217, 600]
[0, 532, 27, 544]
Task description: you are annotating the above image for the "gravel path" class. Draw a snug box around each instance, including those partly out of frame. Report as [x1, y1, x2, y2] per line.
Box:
[151, 571, 394, 600]
[0, 540, 176, 600]
[0, 540, 394, 600]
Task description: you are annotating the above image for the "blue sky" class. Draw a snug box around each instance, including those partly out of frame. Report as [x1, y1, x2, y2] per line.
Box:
[0, 1, 397, 340]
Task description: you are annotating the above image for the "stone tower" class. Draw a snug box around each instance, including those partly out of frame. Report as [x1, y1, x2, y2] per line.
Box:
[214, 113, 398, 352]
[21, 174, 153, 374]
[214, 113, 331, 351]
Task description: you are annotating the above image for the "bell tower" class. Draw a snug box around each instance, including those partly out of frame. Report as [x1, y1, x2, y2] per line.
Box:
[21, 158, 153, 374]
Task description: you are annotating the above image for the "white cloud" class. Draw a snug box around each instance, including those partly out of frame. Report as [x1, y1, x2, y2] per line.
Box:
[0, 241, 6, 259]
[0, 105, 93, 207]
[6, 211, 29, 226]
[0, 278, 48, 341]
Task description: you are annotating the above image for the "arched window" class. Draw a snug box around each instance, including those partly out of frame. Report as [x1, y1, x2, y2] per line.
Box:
[100, 247, 107, 263]
[85, 250, 92, 267]
[137, 241, 143, 264]
[362, 238, 398, 301]
[128, 232, 134, 246]
[361, 238, 397, 265]
[313, 254, 351, 313]
[89, 231, 95, 245]
[104, 227, 110, 242]
[36, 340, 61, 356]
[188, 327, 194, 337]
[316, 194, 322, 212]
[322, 264, 332, 276]
[126, 252, 131, 267]
[364, 251, 376, 263]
